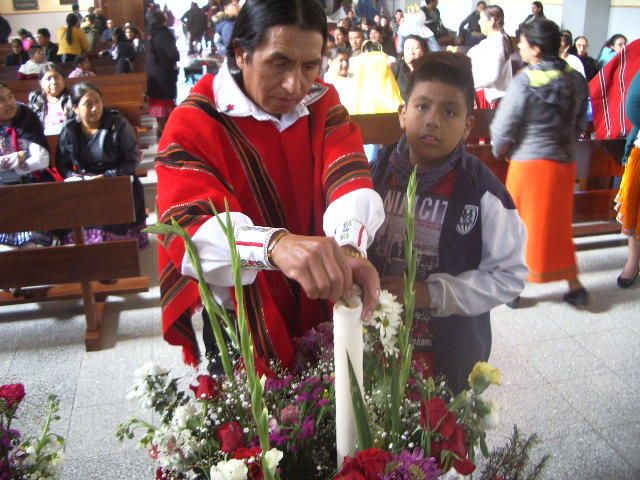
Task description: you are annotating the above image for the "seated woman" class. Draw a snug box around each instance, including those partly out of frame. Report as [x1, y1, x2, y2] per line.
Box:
[56, 82, 148, 248]
[28, 64, 75, 135]
[598, 33, 627, 69]
[5, 39, 29, 66]
[0, 81, 52, 250]
[391, 35, 427, 99]
[107, 27, 137, 74]
[125, 25, 145, 54]
[466, 5, 512, 108]
[569, 36, 598, 81]
[559, 31, 585, 77]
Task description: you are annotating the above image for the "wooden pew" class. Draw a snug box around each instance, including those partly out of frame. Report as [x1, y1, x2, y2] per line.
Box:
[352, 109, 495, 145]
[466, 141, 625, 239]
[6, 72, 147, 128]
[0, 177, 150, 350]
[352, 113, 626, 243]
[46, 135, 148, 178]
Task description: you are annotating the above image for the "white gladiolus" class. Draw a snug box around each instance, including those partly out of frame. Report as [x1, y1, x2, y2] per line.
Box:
[210, 458, 248, 480]
[479, 400, 501, 430]
[264, 448, 284, 473]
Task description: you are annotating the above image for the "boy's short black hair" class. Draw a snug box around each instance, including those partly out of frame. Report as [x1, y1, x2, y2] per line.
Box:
[404, 52, 475, 114]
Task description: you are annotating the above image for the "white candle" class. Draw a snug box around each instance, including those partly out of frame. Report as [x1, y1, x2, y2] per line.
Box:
[333, 293, 364, 466]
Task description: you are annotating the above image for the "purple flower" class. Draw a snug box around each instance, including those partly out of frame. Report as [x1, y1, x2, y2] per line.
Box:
[317, 398, 330, 407]
[265, 374, 293, 392]
[382, 448, 441, 480]
[297, 415, 315, 440]
[269, 429, 290, 447]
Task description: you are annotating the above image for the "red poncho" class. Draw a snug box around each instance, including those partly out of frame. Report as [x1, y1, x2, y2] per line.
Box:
[155, 74, 372, 368]
[590, 39, 640, 140]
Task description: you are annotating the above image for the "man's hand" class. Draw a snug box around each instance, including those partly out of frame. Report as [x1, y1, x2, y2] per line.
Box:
[381, 276, 431, 310]
[269, 234, 380, 321]
[270, 234, 352, 303]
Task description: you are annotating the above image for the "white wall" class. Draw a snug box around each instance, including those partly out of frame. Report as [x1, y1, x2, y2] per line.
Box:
[608, 6, 640, 42]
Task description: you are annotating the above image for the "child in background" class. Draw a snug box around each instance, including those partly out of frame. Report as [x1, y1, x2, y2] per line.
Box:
[68, 55, 96, 78]
[17, 46, 48, 79]
[5, 39, 29, 66]
[369, 52, 527, 393]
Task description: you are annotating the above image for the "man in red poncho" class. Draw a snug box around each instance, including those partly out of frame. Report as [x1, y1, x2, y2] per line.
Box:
[155, 0, 384, 370]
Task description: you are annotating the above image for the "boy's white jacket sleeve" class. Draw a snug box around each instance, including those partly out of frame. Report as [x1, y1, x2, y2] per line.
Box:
[426, 190, 527, 317]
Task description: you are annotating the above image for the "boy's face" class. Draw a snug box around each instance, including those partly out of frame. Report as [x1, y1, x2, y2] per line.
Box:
[399, 80, 473, 168]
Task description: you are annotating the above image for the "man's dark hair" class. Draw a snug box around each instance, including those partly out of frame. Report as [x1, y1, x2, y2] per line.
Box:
[72, 2, 79, 11]
[369, 25, 382, 35]
[333, 46, 350, 58]
[335, 26, 348, 38]
[112, 26, 127, 43]
[520, 18, 560, 59]
[37, 28, 51, 39]
[227, 0, 327, 71]
[477, 1, 487, 7]
[404, 52, 475, 113]
[348, 27, 363, 35]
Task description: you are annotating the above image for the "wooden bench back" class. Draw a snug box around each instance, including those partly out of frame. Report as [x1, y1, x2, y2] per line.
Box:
[0, 44, 11, 66]
[0, 56, 147, 81]
[0, 177, 141, 289]
[5, 72, 146, 127]
[352, 109, 495, 145]
[7, 71, 146, 104]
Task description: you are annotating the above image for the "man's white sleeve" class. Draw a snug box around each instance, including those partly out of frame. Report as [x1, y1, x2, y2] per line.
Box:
[322, 188, 385, 255]
[426, 190, 527, 317]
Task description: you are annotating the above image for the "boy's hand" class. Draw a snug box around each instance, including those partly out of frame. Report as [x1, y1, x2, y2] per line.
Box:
[381, 276, 431, 310]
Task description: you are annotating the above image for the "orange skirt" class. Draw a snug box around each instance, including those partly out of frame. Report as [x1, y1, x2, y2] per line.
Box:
[506, 159, 578, 283]
[615, 146, 640, 240]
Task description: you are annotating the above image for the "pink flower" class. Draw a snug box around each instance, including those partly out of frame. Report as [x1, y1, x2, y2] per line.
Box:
[280, 405, 300, 424]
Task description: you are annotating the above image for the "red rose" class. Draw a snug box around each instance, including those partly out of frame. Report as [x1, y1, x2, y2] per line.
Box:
[356, 448, 392, 479]
[334, 448, 392, 480]
[334, 456, 368, 480]
[217, 421, 246, 453]
[233, 446, 262, 459]
[0, 383, 25, 408]
[431, 426, 476, 476]
[420, 397, 457, 438]
[189, 374, 221, 401]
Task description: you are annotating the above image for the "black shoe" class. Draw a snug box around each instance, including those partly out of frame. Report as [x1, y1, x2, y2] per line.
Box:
[506, 296, 520, 309]
[617, 268, 639, 289]
[563, 287, 589, 307]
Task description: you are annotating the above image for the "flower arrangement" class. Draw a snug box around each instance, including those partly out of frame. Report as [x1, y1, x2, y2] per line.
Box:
[0, 383, 65, 480]
[119, 172, 544, 479]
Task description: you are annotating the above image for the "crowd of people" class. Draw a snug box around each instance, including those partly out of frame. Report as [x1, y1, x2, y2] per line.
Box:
[0, 0, 638, 392]
[0, 2, 179, 252]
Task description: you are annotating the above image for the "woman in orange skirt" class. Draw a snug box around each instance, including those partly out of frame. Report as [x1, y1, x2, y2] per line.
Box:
[490, 18, 589, 306]
[614, 71, 640, 288]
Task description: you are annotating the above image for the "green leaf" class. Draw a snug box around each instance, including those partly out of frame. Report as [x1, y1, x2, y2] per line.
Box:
[143, 223, 178, 236]
[347, 352, 372, 450]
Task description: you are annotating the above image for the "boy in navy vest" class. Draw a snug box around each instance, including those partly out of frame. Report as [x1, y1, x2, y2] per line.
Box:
[369, 53, 527, 393]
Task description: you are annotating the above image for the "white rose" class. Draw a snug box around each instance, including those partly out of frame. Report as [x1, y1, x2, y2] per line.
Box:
[210, 459, 248, 480]
[479, 400, 500, 430]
